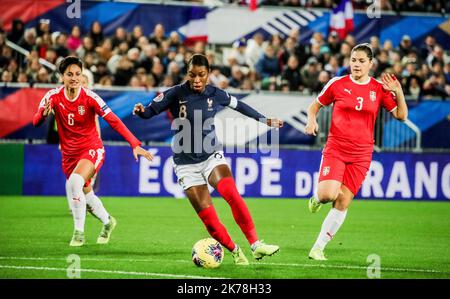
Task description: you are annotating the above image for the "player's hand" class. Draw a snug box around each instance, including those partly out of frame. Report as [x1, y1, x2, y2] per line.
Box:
[132, 103, 145, 116]
[305, 120, 319, 136]
[42, 98, 52, 117]
[381, 73, 402, 94]
[133, 146, 153, 162]
[267, 118, 284, 128]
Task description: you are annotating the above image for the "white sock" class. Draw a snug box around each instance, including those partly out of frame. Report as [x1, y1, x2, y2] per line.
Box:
[312, 208, 348, 250]
[66, 173, 87, 232]
[85, 190, 110, 225]
[313, 189, 321, 204]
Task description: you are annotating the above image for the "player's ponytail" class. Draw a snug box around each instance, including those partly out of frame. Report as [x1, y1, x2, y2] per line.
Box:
[351, 43, 374, 61]
[187, 54, 210, 71]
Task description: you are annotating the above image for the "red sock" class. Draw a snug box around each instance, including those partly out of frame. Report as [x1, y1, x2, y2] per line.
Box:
[197, 205, 236, 252]
[216, 177, 258, 245]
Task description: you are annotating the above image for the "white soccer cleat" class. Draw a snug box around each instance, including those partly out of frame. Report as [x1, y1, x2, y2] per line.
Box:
[308, 247, 327, 261]
[70, 230, 85, 247]
[252, 241, 280, 260]
[97, 216, 117, 244]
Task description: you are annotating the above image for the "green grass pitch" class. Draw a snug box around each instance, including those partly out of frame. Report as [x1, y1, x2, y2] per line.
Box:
[0, 196, 449, 279]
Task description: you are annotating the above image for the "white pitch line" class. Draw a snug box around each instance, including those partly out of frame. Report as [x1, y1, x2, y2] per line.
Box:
[255, 261, 446, 274]
[0, 264, 227, 279]
[0, 256, 446, 275]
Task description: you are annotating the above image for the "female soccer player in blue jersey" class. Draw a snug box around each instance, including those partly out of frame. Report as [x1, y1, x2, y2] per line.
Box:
[133, 54, 283, 265]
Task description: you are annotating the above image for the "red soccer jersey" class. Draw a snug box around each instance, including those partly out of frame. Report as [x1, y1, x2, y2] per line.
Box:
[317, 75, 397, 154]
[36, 86, 109, 157]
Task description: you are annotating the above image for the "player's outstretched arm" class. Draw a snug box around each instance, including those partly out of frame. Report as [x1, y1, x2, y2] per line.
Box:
[381, 73, 408, 121]
[233, 101, 283, 128]
[32, 98, 52, 127]
[133, 103, 157, 119]
[103, 112, 153, 162]
[305, 100, 322, 136]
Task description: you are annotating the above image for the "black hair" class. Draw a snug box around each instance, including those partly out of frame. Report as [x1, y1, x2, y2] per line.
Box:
[58, 56, 83, 74]
[351, 43, 374, 61]
[187, 54, 210, 70]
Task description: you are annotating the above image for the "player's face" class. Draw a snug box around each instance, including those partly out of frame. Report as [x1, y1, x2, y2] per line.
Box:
[62, 64, 82, 90]
[350, 50, 373, 80]
[187, 65, 209, 93]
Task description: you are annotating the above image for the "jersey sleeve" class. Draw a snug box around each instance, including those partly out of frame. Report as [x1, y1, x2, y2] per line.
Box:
[85, 89, 112, 117]
[380, 86, 397, 112]
[148, 87, 177, 114]
[33, 88, 57, 127]
[316, 78, 336, 106]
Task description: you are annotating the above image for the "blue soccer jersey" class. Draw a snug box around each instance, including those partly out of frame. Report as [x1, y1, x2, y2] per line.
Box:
[137, 82, 267, 165]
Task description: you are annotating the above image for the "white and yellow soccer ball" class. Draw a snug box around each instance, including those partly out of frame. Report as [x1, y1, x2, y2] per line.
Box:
[192, 238, 224, 269]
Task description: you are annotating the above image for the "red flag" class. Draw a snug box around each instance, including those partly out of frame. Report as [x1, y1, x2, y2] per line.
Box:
[329, 0, 354, 39]
[249, 0, 257, 11]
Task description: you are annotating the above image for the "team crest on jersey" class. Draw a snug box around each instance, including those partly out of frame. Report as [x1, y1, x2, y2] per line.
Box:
[370, 91, 376, 102]
[154, 93, 164, 102]
[78, 105, 85, 115]
[322, 166, 330, 176]
[207, 98, 213, 111]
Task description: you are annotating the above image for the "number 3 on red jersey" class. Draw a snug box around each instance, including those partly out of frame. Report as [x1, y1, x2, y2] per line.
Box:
[355, 97, 364, 111]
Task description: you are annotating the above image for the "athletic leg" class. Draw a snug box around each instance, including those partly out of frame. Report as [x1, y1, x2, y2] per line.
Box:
[185, 185, 249, 265]
[66, 159, 95, 246]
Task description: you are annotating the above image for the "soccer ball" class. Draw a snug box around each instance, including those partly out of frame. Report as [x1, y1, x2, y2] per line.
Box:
[192, 238, 224, 269]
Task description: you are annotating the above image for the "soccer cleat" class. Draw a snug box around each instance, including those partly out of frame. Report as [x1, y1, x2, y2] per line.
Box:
[308, 196, 322, 213]
[96, 216, 117, 244]
[231, 245, 249, 266]
[252, 241, 280, 260]
[69, 230, 85, 247]
[308, 247, 327, 261]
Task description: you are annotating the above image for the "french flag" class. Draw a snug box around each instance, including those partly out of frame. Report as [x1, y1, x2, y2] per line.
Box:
[178, 7, 208, 46]
[329, 0, 354, 39]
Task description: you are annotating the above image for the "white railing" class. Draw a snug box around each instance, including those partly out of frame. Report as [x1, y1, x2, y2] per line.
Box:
[317, 105, 422, 152]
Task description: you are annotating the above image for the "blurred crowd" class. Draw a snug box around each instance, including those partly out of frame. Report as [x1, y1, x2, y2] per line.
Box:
[0, 14, 449, 100]
[194, 0, 449, 14]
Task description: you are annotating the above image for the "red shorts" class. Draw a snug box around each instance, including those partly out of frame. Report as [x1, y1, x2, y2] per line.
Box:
[318, 151, 371, 196]
[62, 146, 105, 187]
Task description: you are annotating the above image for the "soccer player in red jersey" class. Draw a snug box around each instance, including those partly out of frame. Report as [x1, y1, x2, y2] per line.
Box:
[305, 43, 408, 260]
[33, 56, 153, 247]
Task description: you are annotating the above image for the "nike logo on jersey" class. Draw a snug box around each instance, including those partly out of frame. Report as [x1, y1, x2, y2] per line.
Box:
[344, 88, 352, 94]
[59, 103, 66, 110]
[179, 100, 188, 104]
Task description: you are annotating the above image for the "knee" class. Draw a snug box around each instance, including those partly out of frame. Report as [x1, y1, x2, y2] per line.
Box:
[317, 189, 340, 203]
[67, 173, 85, 193]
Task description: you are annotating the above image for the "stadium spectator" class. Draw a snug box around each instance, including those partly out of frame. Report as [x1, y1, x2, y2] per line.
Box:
[18, 28, 36, 52]
[89, 21, 104, 48]
[67, 25, 82, 51]
[7, 19, 24, 43]
[54, 33, 70, 58]
[1, 69, 13, 82]
[128, 25, 143, 49]
[255, 45, 281, 79]
[281, 55, 303, 92]
[398, 35, 417, 57]
[228, 65, 245, 89]
[111, 27, 128, 49]
[301, 57, 320, 92]
[148, 23, 167, 47]
[245, 32, 265, 70]
[95, 38, 114, 62]
[76, 36, 96, 60]
[36, 18, 51, 38]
